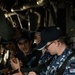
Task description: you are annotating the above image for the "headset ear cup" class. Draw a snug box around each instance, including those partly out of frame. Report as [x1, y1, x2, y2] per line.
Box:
[0, 9, 15, 41]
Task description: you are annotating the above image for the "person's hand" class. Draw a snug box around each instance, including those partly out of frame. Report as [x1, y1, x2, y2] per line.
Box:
[10, 58, 20, 71]
[28, 71, 37, 75]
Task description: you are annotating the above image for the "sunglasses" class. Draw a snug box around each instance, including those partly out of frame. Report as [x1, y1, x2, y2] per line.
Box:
[45, 41, 54, 49]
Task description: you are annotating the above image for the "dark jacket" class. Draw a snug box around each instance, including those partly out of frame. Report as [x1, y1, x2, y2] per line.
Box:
[15, 48, 42, 68]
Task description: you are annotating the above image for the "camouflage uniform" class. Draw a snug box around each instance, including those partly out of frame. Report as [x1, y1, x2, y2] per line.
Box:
[46, 47, 75, 75]
[38, 51, 51, 65]
[38, 51, 53, 75]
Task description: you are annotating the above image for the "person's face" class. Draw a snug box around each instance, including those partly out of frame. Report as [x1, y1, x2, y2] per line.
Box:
[17, 39, 30, 54]
[34, 33, 41, 45]
[45, 40, 59, 55]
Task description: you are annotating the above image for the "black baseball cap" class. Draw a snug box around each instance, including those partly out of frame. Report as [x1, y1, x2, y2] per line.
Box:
[14, 30, 31, 43]
[36, 26, 46, 32]
[37, 26, 63, 50]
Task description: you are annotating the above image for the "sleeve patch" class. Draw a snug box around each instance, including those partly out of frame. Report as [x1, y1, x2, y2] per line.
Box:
[69, 68, 75, 73]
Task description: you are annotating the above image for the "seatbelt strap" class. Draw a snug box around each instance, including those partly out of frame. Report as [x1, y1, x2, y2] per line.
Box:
[55, 52, 75, 75]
